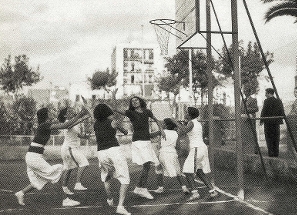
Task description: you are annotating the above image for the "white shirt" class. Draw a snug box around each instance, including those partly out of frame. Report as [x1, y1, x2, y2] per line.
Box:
[159, 129, 178, 153]
[63, 124, 81, 147]
[187, 118, 205, 149]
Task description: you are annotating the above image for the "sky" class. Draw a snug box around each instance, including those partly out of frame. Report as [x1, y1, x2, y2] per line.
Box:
[0, 0, 296, 101]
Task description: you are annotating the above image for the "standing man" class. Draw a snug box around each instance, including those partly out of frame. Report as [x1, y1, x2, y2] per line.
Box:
[241, 87, 259, 154]
[260, 88, 285, 157]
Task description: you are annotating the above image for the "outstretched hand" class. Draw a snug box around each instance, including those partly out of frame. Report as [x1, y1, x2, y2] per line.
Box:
[161, 130, 166, 140]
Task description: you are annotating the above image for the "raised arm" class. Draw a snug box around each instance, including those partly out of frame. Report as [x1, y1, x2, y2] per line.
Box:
[170, 118, 194, 136]
[51, 108, 88, 130]
[150, 131, 161, 139]
[151, 115, 166, 139]
[111, 120, 128, 135]
[112, 107, 126, 116]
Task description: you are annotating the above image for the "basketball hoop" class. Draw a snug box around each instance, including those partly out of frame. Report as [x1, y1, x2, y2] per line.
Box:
[150, 19, 185, 56]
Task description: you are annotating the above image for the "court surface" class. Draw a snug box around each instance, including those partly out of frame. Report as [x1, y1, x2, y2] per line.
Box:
[1, 158, 296, 215]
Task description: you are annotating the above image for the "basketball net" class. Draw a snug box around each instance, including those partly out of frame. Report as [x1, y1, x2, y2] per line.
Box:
[152, 24, 171, 56]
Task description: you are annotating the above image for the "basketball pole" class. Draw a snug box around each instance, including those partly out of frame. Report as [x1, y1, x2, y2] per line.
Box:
[231, 0, 244, 200]
[206, 0, 215, 186]
[189, 50, 193, 105]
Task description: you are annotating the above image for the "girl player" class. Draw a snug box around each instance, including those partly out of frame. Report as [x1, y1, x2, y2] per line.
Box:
[58, 107, 90, 196]
[112, 96, 166, 200]
[93, 104, 131, 215]
[171, 107, 218, 201]
[15, 107, 88, 207]
[150, 118, 190, 194]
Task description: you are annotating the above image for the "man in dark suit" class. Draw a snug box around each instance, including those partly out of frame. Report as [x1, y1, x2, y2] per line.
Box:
[241, 88, 259, 154]
[260, 88, 285, 157]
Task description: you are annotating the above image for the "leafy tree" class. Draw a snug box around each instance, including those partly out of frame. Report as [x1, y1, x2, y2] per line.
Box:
[88, 68, 118, 101]
[0, 55, 42, 95]
[11, 96, 36, 135]
[164, 50, 220, 105]
[158, 73, 182, 115]
[218, 41, 273, 94]
[261, 0, 297, 23]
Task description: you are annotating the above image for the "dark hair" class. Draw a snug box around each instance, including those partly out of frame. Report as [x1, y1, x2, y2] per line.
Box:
[265, 88, 274, 95]
[37, 108, 48, 124]
[93, 104, 113, 121]
[128, 96, 147, 111]
[187, 107, 199, 119]
[58, 108, 68, 123]
[163, 118, 177, 130]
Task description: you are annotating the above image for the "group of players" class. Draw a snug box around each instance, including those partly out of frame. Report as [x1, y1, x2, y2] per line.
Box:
[14, 96, 218, 215]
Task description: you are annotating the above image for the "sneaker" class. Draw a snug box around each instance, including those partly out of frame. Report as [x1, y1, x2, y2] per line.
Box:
[62, 186, 74, 195]
[15, 191, 25, 206]
[181, 185, 190, 194]
[135, 188, 154, 199]
[62, 197, 80, 207]
[116, 206, 131, 215]
[107, 198, 114, 206]
[153, 186, 164, 193]
[187, 191, 200, 201]
[209, 189, 219, 198]
[133, 187, 141, 195]
[74, 183, 87, 191]
[194, 178, 204, 184]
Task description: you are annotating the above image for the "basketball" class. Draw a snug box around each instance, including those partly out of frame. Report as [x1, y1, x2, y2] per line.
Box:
[91, 71, 109, 88]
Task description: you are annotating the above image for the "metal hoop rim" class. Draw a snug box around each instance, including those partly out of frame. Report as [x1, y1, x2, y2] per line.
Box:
[149, 18, 179, 25]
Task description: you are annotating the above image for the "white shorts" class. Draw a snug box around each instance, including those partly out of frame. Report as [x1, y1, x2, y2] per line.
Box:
[131, 141, 160, 166]
[183, 144, 211, 174]
[156, 151, 181, 177]
[61, 146, 89, 170]
[97, 146, 130, 185]
[25, 152, 63, 190]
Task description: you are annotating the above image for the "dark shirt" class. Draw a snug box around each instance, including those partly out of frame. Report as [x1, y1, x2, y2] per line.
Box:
[32, 122, 52, 145]
[125, 109, 153, 141]
[260, 97, 285, 124]
[94, 119, 119, 151]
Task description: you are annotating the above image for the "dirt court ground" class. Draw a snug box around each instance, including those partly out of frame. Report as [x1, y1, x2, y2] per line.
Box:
[0, 158, 296, 215]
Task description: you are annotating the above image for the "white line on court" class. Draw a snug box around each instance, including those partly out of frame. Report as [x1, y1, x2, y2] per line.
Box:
[52, 205, 103, 210]
[131, 199, 235, 208]
[0, 208, 26, 213]
[215, 187, 274, 215]
[0, 189, 13, 193]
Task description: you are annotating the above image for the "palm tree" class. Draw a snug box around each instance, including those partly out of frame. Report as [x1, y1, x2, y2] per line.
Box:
[261, 0, 297, 23]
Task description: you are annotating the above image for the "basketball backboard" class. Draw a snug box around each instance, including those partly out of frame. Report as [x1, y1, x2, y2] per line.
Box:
[175, 0, 233, 50]
[175, 0, 207, 49]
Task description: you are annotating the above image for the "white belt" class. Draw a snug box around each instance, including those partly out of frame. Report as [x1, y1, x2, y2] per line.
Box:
[30, 142, 44, 148]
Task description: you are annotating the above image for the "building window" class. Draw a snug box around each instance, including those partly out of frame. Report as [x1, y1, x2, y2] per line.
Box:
[124, 49, 128, 59]
[131, 62, 135, 71]
[149, 49, 154, 59]
[75, 95, 80, 102]
[131, 75, 134, 84]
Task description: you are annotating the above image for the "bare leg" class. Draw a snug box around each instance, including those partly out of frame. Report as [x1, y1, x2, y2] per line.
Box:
[156, 174, 164, 187]
[138, 162, 151, 188]
[104, 180, 113, 200]
[15, 184, 35, 205]
[196, 169, 214, 190]
[116, 184, 131, 215]
[184, 173, 195, 190]
[62, 169, 72, 187]
[76, 166, 87, 183]
[118, 184, 128, 207]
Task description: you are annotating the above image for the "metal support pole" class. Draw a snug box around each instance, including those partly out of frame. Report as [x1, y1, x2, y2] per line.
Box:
[206, 0, 215, 185]
[231, 0, 244, 200]
[189, 50, 193, 104]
